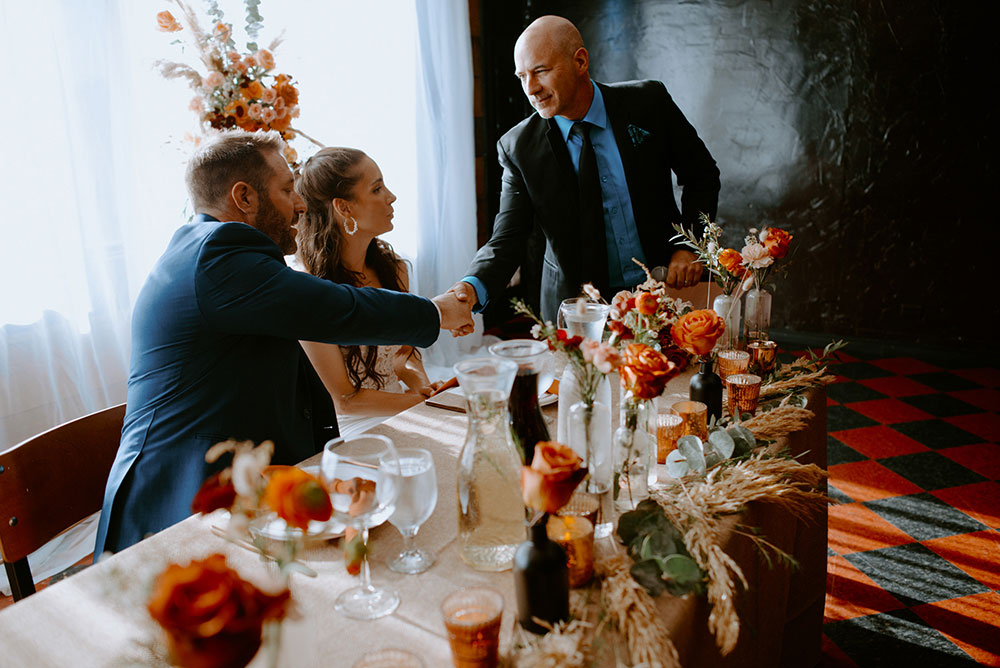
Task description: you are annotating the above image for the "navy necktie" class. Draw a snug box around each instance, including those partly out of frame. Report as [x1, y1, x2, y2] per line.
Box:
[573, 121, 608, 294]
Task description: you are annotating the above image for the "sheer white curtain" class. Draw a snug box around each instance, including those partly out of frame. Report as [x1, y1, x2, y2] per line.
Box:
[414, 0, 484, 373]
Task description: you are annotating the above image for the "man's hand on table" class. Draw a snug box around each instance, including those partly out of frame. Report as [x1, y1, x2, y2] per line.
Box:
[432, 290, 474, 336]
[665, 249, 703, 289]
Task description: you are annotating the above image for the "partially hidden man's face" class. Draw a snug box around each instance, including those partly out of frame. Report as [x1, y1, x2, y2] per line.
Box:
[514, 34, 588, 120]
[255, 150, 305, 255]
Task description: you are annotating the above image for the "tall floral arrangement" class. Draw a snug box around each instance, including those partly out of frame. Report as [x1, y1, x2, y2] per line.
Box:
[739, 226, 793, 290]
[155, 0, 318, 165]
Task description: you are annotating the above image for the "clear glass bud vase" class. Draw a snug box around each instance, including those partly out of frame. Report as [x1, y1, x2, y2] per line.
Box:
[712, 293, 742, 350]
[613, 394, 654, 511]
[743, 288, 772, 343]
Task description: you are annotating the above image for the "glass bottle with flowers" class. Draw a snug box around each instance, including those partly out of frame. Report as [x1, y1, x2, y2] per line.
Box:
[671, 310, 728, 423]
[739, 226, 793, 343]
[672, 215, 746, 350]
[512, 297, 620, 535]
[615, 344, 680, 510]
[514, 441, 587, 634]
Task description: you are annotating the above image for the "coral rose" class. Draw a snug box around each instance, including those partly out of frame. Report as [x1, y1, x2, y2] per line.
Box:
[671, 309, 726, 357]
[260, 87, 277, 104]
[147, 554, 290, 668]
[263, 466, 332, 531]
[521, 441, 587, 514]
[619, 343, 678, 399]
[762, 227, 793, 259]
[254, 49, 276, 71]
[635, 292, 658, 316]
[718, 248, 743, 274]
[156, 11, 182, 33]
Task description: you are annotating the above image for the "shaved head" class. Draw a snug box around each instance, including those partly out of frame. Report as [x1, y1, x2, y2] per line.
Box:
[516, 15, 585, 60]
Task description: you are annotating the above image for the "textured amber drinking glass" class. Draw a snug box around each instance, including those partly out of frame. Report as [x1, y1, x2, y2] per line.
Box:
[727, 374, 762, 416]
[671, 401, 708, 440]
[747, 340, 777, 375]
[655, 413, 684, 464]
[547, 514, 595, 587]
[717, 349, 750, 382]
[441, 587, 504, 668]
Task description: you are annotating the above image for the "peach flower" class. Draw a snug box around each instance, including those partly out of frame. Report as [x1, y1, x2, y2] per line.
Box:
[248, 103, 264, 121]
[261, 107, 277, 124]
[203, 71, 225, 89]
[740, 243, 773, 270]
[260, 87, 277, 104]
[254, 49, 276, 71]
[213, 22, 231, 43]
[521, 441, 587, 514]
[671, 309, 726, 357]
[581, 339, 621, 373]
[156, 11, 182, 33]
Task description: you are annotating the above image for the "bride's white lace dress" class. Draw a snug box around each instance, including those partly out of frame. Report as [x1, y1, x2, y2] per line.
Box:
[336, 344, 406, 438]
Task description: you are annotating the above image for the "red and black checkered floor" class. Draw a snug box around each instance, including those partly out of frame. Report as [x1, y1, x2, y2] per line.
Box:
[820, 352, 1000, 666]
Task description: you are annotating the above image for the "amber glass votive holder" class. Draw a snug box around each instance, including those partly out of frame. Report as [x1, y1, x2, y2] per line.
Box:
[727, 374, 762, 417]
[671, 400, 708, 440]
[747, 340, 777, 375]
[547, 514, 595, 587]
[655, 413, 684, 464]
[717, 349, 750, 382]
[441, 587, 504, 668]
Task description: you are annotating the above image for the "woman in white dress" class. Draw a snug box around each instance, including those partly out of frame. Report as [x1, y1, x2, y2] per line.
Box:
[295, 147, 441, 435]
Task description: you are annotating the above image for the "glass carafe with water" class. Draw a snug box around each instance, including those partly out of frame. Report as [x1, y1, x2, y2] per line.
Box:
[454, 357, 526, 571]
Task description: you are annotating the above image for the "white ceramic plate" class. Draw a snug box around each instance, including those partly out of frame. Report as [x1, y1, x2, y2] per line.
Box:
[539, 392, 558, 407]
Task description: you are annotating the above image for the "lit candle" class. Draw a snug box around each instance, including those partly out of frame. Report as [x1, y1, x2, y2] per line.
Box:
[547, 515, 594, 588]
[747, 340, 777, 375]
[671, 400, 708, 440]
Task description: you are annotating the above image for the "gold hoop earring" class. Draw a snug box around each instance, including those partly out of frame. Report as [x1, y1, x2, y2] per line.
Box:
[344, 217, 358, 236]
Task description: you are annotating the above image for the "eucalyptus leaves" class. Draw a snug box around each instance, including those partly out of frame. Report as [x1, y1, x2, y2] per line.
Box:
[664, 424, 757, 477]
[616, 499, 704, 597]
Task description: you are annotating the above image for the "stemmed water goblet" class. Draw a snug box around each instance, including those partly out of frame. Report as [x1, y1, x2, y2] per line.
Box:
[385, 447, 438, 574]
[321, 434, 401, 620]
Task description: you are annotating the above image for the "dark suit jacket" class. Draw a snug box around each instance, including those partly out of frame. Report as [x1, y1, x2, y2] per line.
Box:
[94, 215, 439, 554]
[466, 80, 720, 321]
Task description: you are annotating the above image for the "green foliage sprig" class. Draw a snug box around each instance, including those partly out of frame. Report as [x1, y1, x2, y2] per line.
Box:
[616, 499, 705, 597]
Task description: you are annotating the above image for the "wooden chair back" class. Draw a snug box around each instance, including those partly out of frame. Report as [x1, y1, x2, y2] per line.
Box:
[0, 403, 125, 601]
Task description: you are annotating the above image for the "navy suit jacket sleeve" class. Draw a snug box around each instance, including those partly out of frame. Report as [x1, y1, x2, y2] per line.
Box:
[197, 223, 439, 347]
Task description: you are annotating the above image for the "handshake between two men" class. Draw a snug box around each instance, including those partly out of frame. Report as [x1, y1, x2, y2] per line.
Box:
[430, 287, 476, 337]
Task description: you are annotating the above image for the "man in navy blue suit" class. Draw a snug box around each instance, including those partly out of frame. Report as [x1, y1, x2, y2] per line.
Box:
[95, 131, 472, 554]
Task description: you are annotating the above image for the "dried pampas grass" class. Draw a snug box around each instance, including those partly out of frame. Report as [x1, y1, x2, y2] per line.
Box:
[740, 404, 815, 442]
[652, 454, 827, 654]
[596, 550, 681, 668]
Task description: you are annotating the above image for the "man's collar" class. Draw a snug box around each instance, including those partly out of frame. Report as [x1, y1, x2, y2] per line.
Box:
[553, 80, 606, 141]
[195, 213, 220, 223]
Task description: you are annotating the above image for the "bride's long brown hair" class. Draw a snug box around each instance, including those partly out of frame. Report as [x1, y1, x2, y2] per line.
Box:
[296, 147, 407, 391]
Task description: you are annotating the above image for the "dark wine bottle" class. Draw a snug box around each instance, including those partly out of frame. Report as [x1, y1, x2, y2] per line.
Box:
[690, 357, 723, 423]
[508, 370, 550, 465]
[513, 515, 569, 634]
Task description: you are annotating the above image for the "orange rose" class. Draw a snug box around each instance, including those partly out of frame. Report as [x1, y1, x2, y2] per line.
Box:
[521, 441, 587, 514]
[763, 228, 793, 259]
[263, 466, 332, 531]
[718, 248, 743, 274]
[224, 99, 249, 125]
[156, 10, 182, 33]
[276, 80, 299, 106]
[190, 471, 236, 514]
[148, 554, 290, 668]
[635, 291, 658, 315]
[619, 343, 678, 399]
[269, 112, 292, 132]
[671, 309, 726, 357]
[243, 80, 264, 101]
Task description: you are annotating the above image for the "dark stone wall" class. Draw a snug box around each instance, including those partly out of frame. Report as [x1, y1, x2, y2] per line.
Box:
[474, 0, 994, 347]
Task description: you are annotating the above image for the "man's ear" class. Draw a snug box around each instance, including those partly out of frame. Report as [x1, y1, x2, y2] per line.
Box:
[573, 46, 589, 75]
[231, 181, 258, 218]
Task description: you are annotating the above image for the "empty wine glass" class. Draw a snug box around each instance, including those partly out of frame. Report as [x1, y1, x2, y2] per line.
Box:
[385, 447, 437, 574]
[321, 434, 401, 620]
